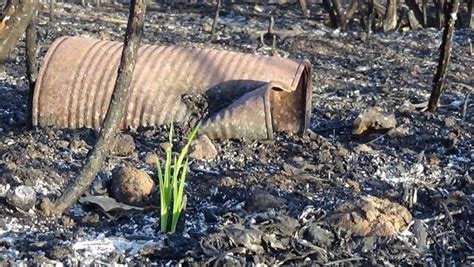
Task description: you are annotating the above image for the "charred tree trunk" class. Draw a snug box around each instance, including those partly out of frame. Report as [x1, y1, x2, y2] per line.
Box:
[383, 0, 398, 31]
[299, 0, 310, 18]
[405, 0, 424, 26]
[43, 0, 148, 215]
[469, 0, 474, 29]
[210, 0, 221, 41]
[422, 0, 428, 26]
[332, 0, 347, 30]
[0, 0, 39, 66]
[25, 9, 38, 125]
[367, 0, 375, 37]
[323, 0, 339, 28]
[435, 0, 445, 29]
[427, 0, 460, 112]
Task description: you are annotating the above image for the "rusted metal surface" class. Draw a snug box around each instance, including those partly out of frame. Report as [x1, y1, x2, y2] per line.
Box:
[33, 36, 312, 140]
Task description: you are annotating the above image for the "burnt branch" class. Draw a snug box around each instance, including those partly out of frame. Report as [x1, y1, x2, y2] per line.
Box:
[427, 0, 461, 112]
[49, 0, 55, 21]
[44, 0, 148, 215]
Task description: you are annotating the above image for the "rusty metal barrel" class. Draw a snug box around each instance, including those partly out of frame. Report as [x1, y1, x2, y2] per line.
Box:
[33, 36, 312, 140]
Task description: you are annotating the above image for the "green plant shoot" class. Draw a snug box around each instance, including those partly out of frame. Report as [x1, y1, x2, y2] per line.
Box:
[156, 122, 200, 233]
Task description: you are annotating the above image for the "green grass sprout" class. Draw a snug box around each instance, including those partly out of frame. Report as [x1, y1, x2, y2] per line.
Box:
[156, 122, 200, 233]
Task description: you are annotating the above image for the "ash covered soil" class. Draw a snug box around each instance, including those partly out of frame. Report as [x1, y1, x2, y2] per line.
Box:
[0, 1, 473, 265]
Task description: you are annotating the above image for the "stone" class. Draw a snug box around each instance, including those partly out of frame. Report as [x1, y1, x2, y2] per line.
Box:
[354, 144, 373, 153]
[144, 153, 160, 167]
[0, 183, 10, 197]
[6, 185, 36, 212]
[110, 167, 155, 206]
[326, 195, 412, 237]
[218, 176, 237, 187]
[189, 134, 218, 160]
[111, 134, 136, 156]
[245, 191, 286, 212]
[304, 224, 334, 247]
[353, 107, 397, 135]
[81, 213, 101, 227]
[387, 126, 409, 138]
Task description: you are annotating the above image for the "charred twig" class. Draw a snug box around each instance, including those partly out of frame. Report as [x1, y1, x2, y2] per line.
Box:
[435, 0, 445, 29]
[272, 34, 277, 56]
[260, 16, 275, 47]
[462, 92, 470, 119]
[427, 0, 461, 112]
[210, 0, 221, 41]
[422, 208, 463, 223]
[25, 10, 38, 92]
[44, 0, 148, 215]
[49, 0, 55, 22]
[422, 0, 428, 26]
[0, 0, 39, 66]
[468, 0, 474, 29]
[367, 0, 375, 38]
[324, 257, 366, 266]
[299, 0, 309, 18]
[25, 9, 38, 126]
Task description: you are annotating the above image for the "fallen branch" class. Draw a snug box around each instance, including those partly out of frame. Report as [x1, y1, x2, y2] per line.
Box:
[427, 0, 461, 112]
[42, 0, 148, 215]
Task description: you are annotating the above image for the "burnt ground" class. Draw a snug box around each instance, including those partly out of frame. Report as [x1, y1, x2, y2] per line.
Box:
[0, 1, 473, 265]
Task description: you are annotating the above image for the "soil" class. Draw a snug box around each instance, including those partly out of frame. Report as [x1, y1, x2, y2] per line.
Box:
[0, 1, 473, 265]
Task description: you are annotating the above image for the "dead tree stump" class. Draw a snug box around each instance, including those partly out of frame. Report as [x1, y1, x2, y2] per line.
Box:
[0, 0, 39, 66]
[427, 0, 461, 112]
[42, 0, 148, 215]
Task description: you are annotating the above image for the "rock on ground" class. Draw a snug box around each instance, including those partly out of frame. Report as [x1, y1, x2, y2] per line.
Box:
[189, 134, 218, 160]
[111, 134, 136, 156]
[353, 107, 397, 135]
[110, 166, 155, 206]
[6, 185, 36, 211]
[326, 195, 412, 237]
